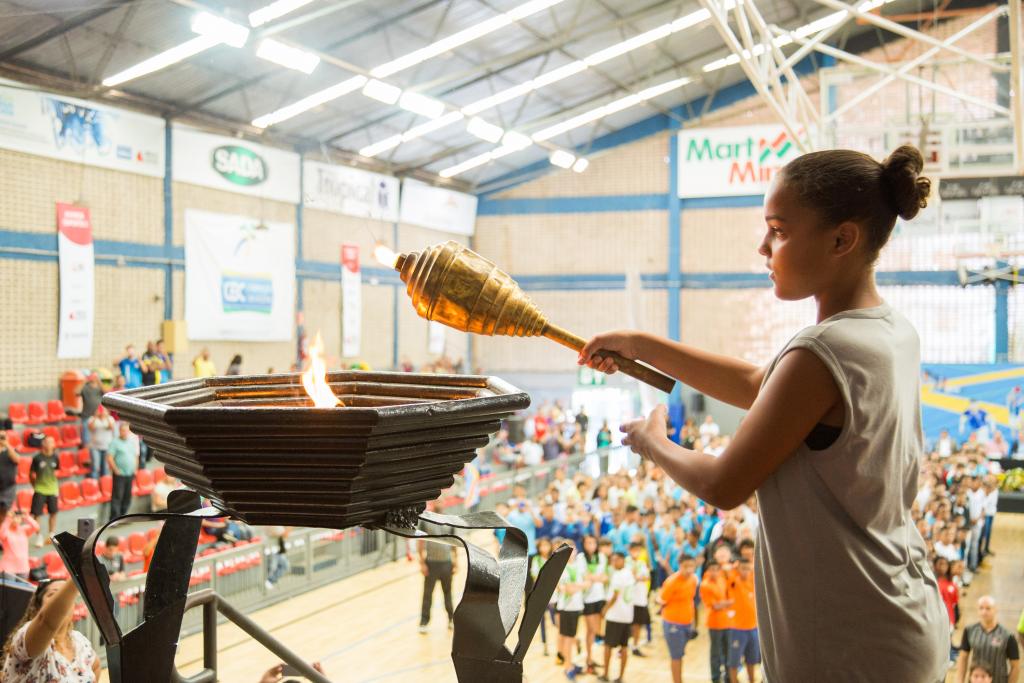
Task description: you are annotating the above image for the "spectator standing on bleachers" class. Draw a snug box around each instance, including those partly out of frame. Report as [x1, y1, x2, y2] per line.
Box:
[87, 406, 115, 481]
[98, 536, 127, 582]
[118, 344, 143, 389]
[265, 526, 290, 589]
[0, 510, 39, 579]
[106, 422, 139, 522]
[596, 421, 612, 450]
[699, 415, 720, 447]
[155, 339, 173, 382]
[226, 354, 243, 376]
[28, 436, 59, 548]
[0, 431, 17, 524]
[955, 596, 1020, 683]
[193, 348, 217, 378]
[141, 341, 161, 386]
[575, 408, 589, 449]
[77, 373, 104, 447]
[1, 579, 100, 682]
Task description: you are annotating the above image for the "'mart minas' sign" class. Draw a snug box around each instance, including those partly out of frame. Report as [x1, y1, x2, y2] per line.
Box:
[677, 125, 800, 198]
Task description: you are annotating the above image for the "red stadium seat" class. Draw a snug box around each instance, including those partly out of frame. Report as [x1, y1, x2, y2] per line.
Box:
[46, 400, 71, 423]
[80, 478, 102, 505]
[59, 481, 82, 510]
[153, 466, 166, 484]
[56, 451, 77, 478]
[26, 402, 46, 425]
[76, 449, 92, 475]
[60, 424, 81, 449]
[8, 403, 28, 425]
[42, 426, 64, 449]
[16, 456, 31, 484]
[99, 475, 113, 502]
[10, 430, 38, 455]
[16, 488, 33, 513]
[134, 469, 154, 496]
[124, 532, 146, 563]
[43, 552, 69, 580]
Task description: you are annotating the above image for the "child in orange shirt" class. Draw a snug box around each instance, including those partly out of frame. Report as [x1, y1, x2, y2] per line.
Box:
[727, 558, 759, 683]
[658, 556, 697, 683]
[699, 560, 733, 683]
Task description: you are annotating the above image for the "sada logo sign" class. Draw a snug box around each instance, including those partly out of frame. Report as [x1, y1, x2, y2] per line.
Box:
[212, 145, 267, 186]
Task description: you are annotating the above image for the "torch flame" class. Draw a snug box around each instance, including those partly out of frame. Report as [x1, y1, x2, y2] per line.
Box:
[374, 244, 398, 268]
[301, 332, 341, 407]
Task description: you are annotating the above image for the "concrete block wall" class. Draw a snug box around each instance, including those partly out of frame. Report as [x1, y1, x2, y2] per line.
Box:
[0, 149, 165, 391]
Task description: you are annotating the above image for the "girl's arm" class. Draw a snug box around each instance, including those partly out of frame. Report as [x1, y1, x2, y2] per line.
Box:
[25, 580, 78, 657]
[622, 349, 840, 509]
[580, 331, 766, 410]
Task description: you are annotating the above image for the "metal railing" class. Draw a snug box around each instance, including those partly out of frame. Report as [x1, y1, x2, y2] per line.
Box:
[70, 446, 636, 665]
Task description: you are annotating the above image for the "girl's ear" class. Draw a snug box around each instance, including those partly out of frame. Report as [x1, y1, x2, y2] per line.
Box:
[832, 221, 862, 257]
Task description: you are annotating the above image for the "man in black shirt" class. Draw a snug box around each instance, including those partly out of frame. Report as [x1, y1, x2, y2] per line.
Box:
[956, 596, 1020, 683]
[0, 431, 18, 523]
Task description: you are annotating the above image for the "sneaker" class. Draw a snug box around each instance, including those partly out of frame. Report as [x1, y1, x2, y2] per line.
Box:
[631, 648, 645, 657]
[598, 676, 610, 682]
[418, 624, 428, 634]
[264, 580, 275, 590]
[613, 678, 624, 683]
[556, 653, 565, 666]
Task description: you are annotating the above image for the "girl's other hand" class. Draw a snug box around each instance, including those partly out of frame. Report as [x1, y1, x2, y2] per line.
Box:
[579, 330, 642, 374]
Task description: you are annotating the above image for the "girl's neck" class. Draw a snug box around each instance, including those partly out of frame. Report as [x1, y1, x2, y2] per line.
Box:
[814, 269, 883, 323]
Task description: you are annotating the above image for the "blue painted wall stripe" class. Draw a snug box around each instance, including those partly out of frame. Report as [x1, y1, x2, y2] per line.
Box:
[478, 194, 667, 215]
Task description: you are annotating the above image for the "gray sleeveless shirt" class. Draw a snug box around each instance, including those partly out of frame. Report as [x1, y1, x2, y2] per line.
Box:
[755, 303, 949, 683]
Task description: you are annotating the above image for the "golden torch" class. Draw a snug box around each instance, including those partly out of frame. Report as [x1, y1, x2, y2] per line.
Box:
[382, 241, 675, 394]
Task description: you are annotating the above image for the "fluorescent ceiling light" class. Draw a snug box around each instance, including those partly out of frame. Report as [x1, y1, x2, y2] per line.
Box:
[467, 117, 504, 143]
[531, 76, 691, 142]
[549, 150, 575, 168]
[256, 38, 320, 73]
[399, 91, 446, 119]
[102, 35, 219, 87]
[249, 0, 314, 27]
[584, 24, 673, 66]
[252, 75, 367, 128]
[439, 151, 494, 178]
[362, 79, 402, 104]
[371, 0, 567, 78]
[571, 158, 589, 173]
[359, 111, 467, 158]
[501, 130, 533, 150]
[191, 12, 250, 48]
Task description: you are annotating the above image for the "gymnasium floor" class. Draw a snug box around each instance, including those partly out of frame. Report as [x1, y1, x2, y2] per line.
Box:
[145, 514, 1024, 683]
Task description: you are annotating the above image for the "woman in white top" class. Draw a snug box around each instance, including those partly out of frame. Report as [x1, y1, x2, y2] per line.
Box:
[87, 405, 116, 480]
[581, 145, 948, 682]
[2, 579, 100, 682]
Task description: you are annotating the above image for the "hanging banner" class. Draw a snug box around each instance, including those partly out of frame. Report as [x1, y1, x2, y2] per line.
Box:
[428, 320, 446, 355]
[172, 126, 300, 203]
[303, 160, 399, 222]
[185, 210, 295, 341]
[677, 125, 801, 198]
[56, 203, 95, 359]
[938, 175, 1024, 199]
[399, 178, 477, 235]
[0, 82, 164, 176]
[341, 244, 361, 358]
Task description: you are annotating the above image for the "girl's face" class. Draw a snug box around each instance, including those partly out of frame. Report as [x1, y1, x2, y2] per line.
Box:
[760, 178, 850, 302]
[537, 540, 552, 558]
[970, 671, 993, 683]
[584, 536, 597, 554]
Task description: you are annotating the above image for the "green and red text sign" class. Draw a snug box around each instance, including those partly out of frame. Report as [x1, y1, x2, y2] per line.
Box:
[677, 125, 800, 198]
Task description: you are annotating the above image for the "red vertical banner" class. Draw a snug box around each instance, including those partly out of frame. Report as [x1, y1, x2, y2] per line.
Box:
[340, 244, 361, 359]
[56, 203, 94, 358]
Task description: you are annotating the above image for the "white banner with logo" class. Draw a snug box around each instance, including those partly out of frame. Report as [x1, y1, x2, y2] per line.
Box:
[56, 203, 95, 358]
[0, 82, 164, 177]
[399, 178, 477, 235]
[340, 244, 361, 358]
[173, 126, 300, 203]
[304, 160, 399, 222]
[185, 210, 295, 341]
[677, 125, 801, 198]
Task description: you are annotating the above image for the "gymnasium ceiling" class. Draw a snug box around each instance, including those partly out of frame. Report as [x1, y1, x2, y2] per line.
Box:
[0, 0, 975, 192]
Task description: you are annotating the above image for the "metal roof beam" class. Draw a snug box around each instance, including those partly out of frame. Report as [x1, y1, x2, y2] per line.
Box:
[0, 1, 130, 63]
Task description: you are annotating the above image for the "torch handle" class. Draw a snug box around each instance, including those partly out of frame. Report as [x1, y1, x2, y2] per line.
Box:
[543, 324, 676, 394]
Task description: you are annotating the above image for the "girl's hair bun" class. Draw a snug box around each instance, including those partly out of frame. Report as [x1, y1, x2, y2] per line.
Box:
[880, 145, 931, 220]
